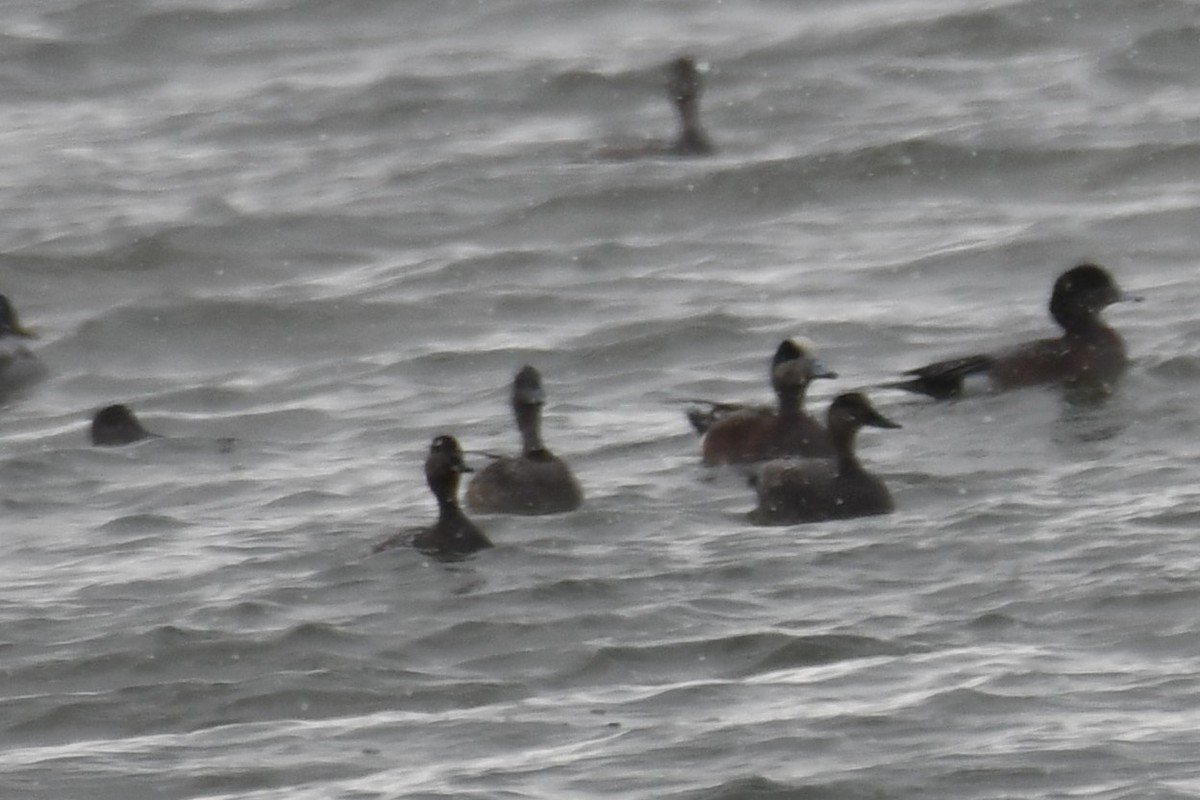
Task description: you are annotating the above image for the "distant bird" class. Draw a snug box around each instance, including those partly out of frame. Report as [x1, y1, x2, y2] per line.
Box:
[664, 55, 714, 157]
[749, 393, 900, 525]
[466, 365, 584, 515]
[886, 264, 1140, 399]
[691, 339, 838, 465]
[0, 294, 45, 396]
[90, 404, 158, 446]
[595, 55, 714, 159]
[374, 435, 493, 559]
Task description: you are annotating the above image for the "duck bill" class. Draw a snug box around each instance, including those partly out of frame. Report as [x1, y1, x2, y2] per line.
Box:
[868, 410, 902, 430]
[807, 358, 838, 381]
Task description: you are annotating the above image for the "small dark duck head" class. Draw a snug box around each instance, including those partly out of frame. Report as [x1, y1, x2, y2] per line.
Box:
[91, 404, 155, 446]
[512, 365, 546, 409]
[828, 392, 901, 433]
[0, 295, 35, 339]
[1049, 263, 1141, 330]
[667, 55, 704, 106]
[771, 338, 838, 392]
[426, 434, 473, 495]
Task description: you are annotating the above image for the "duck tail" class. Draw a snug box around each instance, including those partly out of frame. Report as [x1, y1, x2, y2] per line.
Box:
[671, 398, 745, 435]
[878, 355, 995, 400]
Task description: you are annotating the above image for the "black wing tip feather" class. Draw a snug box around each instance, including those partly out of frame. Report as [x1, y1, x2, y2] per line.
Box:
[883, 355, 995, 400]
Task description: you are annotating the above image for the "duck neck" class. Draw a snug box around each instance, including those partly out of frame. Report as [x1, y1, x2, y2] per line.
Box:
[429, 472, 462, 516]
[1052, 297, 1109, 337]
[515, 402, 547, 457]
[831, 424, 864, 476]
[775, 384, 805, 420]
[437, 499, 465, 527]
[674, 98, 710, 153]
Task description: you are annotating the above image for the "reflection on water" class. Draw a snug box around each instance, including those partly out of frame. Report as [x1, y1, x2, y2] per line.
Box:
[1055, 384, 1130, 444]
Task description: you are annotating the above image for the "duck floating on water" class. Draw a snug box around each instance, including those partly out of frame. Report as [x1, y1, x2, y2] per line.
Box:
[886, 264, 1139, 400]
[595, 55, 714, 159]
[90, 404, 159, 446]
[749, 392, 900, 525]
[466, 365, 584, 515]
[692, 339, 838, 466]
[374, 435, 493, 560]
[0, 295, 45, 397]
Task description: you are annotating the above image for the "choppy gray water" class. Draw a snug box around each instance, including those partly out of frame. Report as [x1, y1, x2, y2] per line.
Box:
[3, 1, 1200, 797]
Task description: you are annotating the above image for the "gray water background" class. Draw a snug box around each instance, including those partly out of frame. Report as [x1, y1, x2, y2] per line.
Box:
[3, 1, 1200, 797]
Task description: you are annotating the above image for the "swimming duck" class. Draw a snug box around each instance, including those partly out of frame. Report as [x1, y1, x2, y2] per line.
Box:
[595, 55, 714, 159]
[0, 295, 44, 395]
[888, 264, 1139, 399]
[665, 55, 713, 156]
[373, 435, 493, 559]
[696, 339, 838, 465]
[90, 404, 158, 446]
[466, 365, 583, 515]
[749, 392, 900, 525]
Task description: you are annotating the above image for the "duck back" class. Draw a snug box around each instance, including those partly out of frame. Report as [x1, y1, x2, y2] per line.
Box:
[466, 452, 583, 515]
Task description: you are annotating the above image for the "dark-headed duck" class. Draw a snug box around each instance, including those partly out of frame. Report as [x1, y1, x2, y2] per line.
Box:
[0, 294, 44, 394]
[373, 435, 493, 559]
[749, 392, 900, 525]
[466, 366, 583, 515]
[665, 55, 713, 157]
[91, 404, 158, 446]
[596, 55, 714, 159]
[888, 264, 1139, 399]
[697, 339, 838, 466]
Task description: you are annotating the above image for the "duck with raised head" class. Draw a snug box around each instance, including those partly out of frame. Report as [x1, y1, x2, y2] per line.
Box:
[373, 435, 493, 559]
[466, 366, 583, 515]
[90, 404, 159, 446]
[595, 55, 714, 159]
[0, 294, 44, 396]
[887, 264, 1139, 399]
[665, 55, 713, 156]
[749, 392, 900, 525]
[696, 339, 838, 466]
